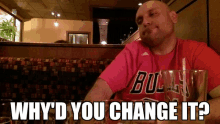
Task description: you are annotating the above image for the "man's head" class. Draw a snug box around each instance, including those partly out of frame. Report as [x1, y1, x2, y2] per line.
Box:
[136, 0, 178, 47]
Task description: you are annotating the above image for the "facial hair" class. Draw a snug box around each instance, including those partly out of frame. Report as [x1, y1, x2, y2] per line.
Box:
[141, 28, 166, 48]
[141, 22, 175, 48]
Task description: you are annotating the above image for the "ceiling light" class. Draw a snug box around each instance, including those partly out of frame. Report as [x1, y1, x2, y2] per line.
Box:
[54, 21, 59, 27]
[138, 3, 142, 6]
[57, 13, 60, 17]
[51, 12, 54, 15]
[101, 41, 107, 45]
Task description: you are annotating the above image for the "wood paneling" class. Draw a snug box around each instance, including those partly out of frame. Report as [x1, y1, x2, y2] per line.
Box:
[169, 0, 195, 12]
[171, 0, 207, 43]
[0, 42, 124, 59]
[209, 0, 220, 54]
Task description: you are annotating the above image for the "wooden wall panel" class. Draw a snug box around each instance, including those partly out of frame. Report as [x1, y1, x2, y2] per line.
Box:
[0, 43, 124, 59]
[209, 0, 220, 54]
[169, 0, 195, 12]
[171, 0, 207, 43]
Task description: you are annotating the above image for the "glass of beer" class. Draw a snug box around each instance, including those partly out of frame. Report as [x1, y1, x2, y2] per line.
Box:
[160, 70, 208, 124]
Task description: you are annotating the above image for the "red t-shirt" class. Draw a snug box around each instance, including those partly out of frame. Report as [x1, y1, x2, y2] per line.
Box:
[99, 38, 220, 101]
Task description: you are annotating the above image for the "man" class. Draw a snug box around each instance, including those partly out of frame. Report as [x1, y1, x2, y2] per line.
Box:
[84, 0, 220, 123]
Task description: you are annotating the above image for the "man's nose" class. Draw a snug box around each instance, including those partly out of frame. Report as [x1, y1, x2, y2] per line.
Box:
[142, 18, 152, 27]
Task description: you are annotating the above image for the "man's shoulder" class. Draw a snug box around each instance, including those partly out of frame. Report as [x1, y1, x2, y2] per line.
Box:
[125, 40, 149, 51]
[178, 38, 207, 48]
[178, 39, 208, 50]
[121, 40, 151, 61]
[125, 40, 141, 48]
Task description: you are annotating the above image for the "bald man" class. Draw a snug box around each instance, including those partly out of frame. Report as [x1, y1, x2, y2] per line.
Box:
[84, 0, 220, 123]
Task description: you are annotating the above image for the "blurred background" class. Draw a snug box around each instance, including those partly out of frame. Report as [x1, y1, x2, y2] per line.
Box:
[1, 0, 217, 51]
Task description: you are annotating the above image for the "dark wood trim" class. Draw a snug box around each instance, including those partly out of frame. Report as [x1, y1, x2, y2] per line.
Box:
[0, 42, 125, 48]
[20, 21, 23, 42]
[0, 6, 22, 22]
[13, 18, 16, 42]
[206, 0, 210, 46]
[66, 31, 91, 44]
[176, 0, 197, 13]
[167, 0, 177, 6]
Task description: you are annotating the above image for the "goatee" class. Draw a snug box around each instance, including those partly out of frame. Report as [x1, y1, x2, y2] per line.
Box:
[141, 34, 165, 48]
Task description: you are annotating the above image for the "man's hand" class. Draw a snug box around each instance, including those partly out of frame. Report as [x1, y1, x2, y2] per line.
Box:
[80, 78, 113, 124]
[84, 78, 113, 102]
[205, 85, 220, 123]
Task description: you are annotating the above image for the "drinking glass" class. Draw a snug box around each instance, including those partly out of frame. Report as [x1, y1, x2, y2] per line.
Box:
[160, 70, 208, 124]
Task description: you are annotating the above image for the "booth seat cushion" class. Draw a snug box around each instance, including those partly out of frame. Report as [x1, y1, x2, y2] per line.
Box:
[0, 57, 113, 101]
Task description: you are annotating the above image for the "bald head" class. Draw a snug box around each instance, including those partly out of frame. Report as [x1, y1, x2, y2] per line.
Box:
[135, 0, 178, 49]
[137, 0, 171, 19]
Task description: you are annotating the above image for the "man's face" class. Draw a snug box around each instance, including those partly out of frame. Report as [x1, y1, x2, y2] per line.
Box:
[136, 1, 176, 47]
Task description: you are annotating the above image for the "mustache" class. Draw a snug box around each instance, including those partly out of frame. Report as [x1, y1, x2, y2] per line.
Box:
[143, 26, 158, 34]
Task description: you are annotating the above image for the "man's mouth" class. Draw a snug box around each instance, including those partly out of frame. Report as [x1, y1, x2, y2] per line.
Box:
[143, 26, 158, 35]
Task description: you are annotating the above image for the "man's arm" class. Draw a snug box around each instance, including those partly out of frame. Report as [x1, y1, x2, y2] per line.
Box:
[206, 86, 220, 123]
[80, 78, 113, 124]
[84, 78, 114, 101]
[80, 43, 136, 123]
[191, 42, 220, 123]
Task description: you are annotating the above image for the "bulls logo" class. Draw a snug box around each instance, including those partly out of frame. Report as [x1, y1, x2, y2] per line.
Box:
[130, 71, 190, 98]
[130, 71, 160, 94]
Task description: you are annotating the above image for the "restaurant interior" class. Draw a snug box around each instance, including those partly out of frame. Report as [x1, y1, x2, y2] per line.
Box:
[0, 0, 220, 123]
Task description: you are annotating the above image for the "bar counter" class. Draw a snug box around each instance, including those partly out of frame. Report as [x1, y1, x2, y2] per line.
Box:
[0, 42, 125, 59]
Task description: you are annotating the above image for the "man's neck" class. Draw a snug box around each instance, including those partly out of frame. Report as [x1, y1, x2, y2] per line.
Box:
[150, 33, 177, 55]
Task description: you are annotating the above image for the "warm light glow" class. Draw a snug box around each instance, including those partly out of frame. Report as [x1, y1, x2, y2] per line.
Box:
[0, 14, 12, 22]
[138, 3, 142, 6]
[51, 12, 54, 15]
[101, 41, 107, 45]
[57, 13, 60, 17]
[54, 21, 59, 27]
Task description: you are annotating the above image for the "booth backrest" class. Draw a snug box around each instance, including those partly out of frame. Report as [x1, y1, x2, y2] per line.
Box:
[0, 57, 113, 102]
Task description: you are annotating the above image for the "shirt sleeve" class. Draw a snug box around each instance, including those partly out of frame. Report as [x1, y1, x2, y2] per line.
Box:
[193, 43, 220, 93]
[99, 43, 138, 93]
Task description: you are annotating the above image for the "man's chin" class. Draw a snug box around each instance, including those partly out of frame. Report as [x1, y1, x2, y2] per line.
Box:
[141, 41, 158, 48]
[141, 37, 162, 48]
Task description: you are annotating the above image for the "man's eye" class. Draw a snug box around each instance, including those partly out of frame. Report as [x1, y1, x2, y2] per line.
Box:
[150, 12, 158, 17]
[137, 19, 143, 25]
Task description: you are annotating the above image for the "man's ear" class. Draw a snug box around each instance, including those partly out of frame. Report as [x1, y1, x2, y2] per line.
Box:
[169, 11, 178, 23]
